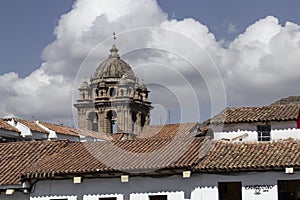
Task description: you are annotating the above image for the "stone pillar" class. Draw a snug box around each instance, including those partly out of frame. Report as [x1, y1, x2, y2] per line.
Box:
[145, 114, 150, 126]
[136, 112, 142, 133]
[98, 111, 105, 133]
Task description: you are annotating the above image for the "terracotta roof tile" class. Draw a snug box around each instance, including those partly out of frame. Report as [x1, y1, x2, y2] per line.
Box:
[210, 104, 300, 124]
[2, 138, 300, 185]
[38, 121, 79, 137]
[0, 140, 69, 185]
[0, 119, 20, 133]
[77, 129, 111, 140]
[3, 118, 49, 134]
[138, 123, 198, 139]
[196, 139, 300, 172]
[24, 137, 212, 179]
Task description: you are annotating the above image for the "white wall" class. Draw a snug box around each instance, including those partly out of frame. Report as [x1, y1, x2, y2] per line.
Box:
[25, 171, 300, 200]
[211, 121, 296, 132]
[31, 195, 77, 200]
[214, 128, 300, 142]
[7, 119, 33, 137]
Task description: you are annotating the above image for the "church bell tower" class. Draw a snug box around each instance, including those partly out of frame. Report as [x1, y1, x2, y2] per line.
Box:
[74, 45, 152, 134]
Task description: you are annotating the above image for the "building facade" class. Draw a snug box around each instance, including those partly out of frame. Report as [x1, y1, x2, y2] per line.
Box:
[207, 103, 300, 142]
[1, 138, 300, 200]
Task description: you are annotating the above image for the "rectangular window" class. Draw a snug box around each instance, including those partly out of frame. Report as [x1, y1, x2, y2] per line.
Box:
[149, 195, 167, 200]
[278, 180, 300, 200]
[257, 125, 271, 141]
[219, 182, 242, 200]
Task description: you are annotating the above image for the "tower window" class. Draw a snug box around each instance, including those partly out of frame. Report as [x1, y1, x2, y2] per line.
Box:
[88, 112, 98, 132]
[131, 112, 137, 132]
[107, 110, 118, 134]
[109, 88, 116, 97]
[141, 113, 146, 130]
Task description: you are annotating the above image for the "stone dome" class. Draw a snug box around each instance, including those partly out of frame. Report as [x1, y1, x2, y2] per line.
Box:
[93, 45, 136, 80]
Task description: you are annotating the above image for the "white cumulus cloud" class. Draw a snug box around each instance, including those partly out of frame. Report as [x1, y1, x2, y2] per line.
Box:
[0, 0, 300, 126]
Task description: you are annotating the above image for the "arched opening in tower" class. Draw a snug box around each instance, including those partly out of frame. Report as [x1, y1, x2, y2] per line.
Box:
[109, 87, 116, 97]
[88, 112, 98, 132]
[131, 112, 137, 133]
[106, 110, 118, 134]
[141, 113, 146, 131]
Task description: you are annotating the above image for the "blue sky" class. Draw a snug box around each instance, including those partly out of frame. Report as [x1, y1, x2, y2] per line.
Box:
[0, 0, 74, 76]
[1, 0, 300, 77]
[0, 0, 300, 125]
[158, 0, 300, 39]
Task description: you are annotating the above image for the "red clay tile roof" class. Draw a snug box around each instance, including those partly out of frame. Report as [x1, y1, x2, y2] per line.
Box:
[196, 139, 300, 172]
[77, 129, 112, 140]
[38, 121, 110, 139]
[110, 133, 129, 141]
[23, 137, 213, 179]
[0, 119, 20, 133]
[3, 118, 49, 134]
[138, 123, 198, 139]
[0, 140, 69, 185]
[210, 104, 300, 124]
[38, 121, 79, 137]
[2, 138, 300, 185]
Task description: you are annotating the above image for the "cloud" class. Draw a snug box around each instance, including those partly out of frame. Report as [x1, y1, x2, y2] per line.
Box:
[222, 16, 300, 106]
[0, 0, 300, 125]
[227, 23, 238, 34]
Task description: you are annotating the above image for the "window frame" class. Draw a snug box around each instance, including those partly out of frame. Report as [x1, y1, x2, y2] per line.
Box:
[257, 125, 271, 141]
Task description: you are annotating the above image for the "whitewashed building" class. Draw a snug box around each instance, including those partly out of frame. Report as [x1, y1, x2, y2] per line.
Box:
[0, 118, 108, 142]
[207, 103, 300, 142]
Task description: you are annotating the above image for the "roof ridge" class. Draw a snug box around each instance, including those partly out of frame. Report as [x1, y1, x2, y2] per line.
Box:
[225, 103, 300, 110]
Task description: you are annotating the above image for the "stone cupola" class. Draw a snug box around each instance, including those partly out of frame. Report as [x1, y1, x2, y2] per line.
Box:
[74, 45, 152, 135]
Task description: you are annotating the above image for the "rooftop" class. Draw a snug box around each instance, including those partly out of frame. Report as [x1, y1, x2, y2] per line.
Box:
[0, 137, 299, 186]
[0, 119, 20, 133]
[210, 104, 300, 124]
[197, 138, 300, 172]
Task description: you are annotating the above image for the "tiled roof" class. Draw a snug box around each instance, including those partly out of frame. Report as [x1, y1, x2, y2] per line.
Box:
[23, 137, 212, 179]
[2, 118, 112, 140]
[38, 121, 79, 137]
[0, 119, 20, 133]
[110, 133, 129, 141]
[2, 138, 300, 185]
[210, 104, 300, 124]
[39, 121, 112, 140]
[77, 129, 111, 140]
[138, 123, 198, 139]
[0, 140, 69, 185]
[196, 139, 300, 172]
[3, 118, 49, 134]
